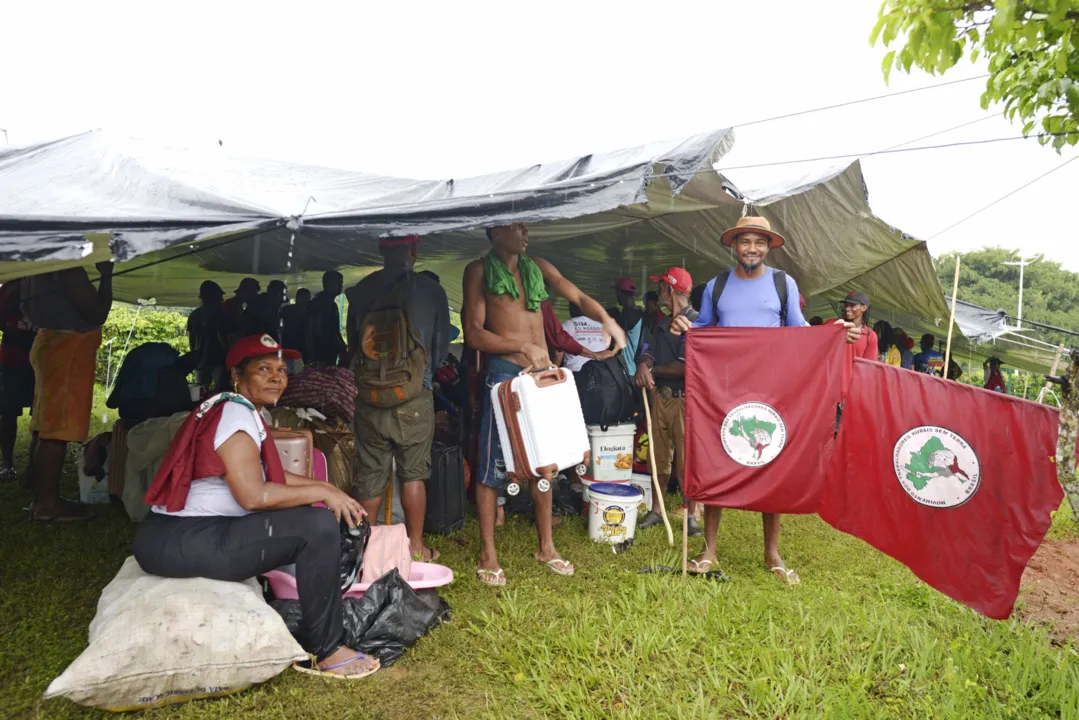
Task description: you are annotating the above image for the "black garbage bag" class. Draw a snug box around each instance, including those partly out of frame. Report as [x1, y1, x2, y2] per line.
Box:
[271, 569, 451, 668]
[342, 569, 451, 666]
[340, 517, 370, 591]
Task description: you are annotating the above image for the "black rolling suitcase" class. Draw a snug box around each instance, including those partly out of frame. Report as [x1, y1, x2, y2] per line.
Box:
[425, 442, 467, 535]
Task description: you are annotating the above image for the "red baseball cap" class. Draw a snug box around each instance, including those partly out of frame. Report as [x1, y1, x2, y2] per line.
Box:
[649, 267, 693, 295]
[379, 235, 421, 248]
[226, 334, 300, 369]
[614, 277, 638, 294]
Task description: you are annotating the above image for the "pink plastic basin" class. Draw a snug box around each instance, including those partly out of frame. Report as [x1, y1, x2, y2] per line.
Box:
[263, 562, 454, 601]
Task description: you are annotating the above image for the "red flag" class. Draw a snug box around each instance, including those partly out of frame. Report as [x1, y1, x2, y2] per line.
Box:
[819, 359, 1062, 620]
[684, 324, 846, 513]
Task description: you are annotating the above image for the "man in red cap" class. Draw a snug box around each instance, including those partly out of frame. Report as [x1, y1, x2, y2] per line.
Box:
[346, 235, 449, 563]
[607, 276, 647, 376]
[634, 267, 701, 534]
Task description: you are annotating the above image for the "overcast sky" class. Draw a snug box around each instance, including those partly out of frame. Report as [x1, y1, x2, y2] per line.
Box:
[3, 0, 1076, 272]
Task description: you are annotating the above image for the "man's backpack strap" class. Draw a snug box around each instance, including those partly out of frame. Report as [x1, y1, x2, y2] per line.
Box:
[710, 270, 731, 326]
[710, 268, 790, 326]
[773, 270, 789, 327]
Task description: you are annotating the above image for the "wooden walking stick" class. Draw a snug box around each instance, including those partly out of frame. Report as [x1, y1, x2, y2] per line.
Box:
[384, 476, 393, 526]
[943, 254, 961, 377]
[682, 498, 689, 578]
[641, 388, 674, 546]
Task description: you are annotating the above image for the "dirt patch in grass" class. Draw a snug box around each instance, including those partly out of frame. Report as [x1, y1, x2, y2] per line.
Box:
[1019, 539, 1079, 644]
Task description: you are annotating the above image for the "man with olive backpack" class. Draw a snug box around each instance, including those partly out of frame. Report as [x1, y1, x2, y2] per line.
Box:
[346, 235, 450, 563]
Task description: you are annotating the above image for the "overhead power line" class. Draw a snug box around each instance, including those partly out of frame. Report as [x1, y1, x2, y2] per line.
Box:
[715, 132, 1078, 172]
[734, 74, 990, 128]
[929, 155, 1078, 239]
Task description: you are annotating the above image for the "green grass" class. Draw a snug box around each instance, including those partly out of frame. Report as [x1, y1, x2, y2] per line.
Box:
[2, 394, 1078, 719]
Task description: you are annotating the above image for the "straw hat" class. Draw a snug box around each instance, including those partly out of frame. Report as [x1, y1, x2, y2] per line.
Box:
[720, 216, 786, 248]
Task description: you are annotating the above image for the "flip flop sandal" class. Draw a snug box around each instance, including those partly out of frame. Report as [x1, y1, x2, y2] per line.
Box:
[770, 567, 801, 585]
[687, 558, 715, 575]
[476, 567, 506, 586]
[28, 500, 94, 523]
[293, 652, 380, 680]
[413, 547, 442, 563]
[542, 558, 575, 576]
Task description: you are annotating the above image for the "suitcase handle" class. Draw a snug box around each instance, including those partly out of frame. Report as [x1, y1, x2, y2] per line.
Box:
[525, 368, 566, 388]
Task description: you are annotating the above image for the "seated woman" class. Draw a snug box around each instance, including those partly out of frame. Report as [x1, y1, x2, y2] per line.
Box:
[134, 334, 378, 679]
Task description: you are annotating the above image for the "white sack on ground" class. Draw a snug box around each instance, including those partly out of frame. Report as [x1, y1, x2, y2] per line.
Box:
[44, 556, 306, 711]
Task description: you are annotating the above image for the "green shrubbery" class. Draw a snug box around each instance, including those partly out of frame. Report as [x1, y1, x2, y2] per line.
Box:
[97, 303, 191, 385]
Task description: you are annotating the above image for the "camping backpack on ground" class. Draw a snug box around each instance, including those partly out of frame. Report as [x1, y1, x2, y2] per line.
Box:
[425, 442, 467, 535]
[574, 356, 637, 429]
[354, 273, 427, 408]
[711, 268, 790, 326]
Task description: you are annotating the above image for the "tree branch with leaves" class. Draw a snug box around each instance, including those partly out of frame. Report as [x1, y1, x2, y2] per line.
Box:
[873, 0, 1079, 150]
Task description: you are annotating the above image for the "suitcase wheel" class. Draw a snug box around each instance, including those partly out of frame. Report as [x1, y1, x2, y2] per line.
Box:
[576, 464, 587, 478]
[537, 478, 550, 493]
[506, 482, 521, 496]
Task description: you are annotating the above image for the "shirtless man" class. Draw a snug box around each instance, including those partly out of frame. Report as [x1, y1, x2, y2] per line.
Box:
[463, 223, 626, 586]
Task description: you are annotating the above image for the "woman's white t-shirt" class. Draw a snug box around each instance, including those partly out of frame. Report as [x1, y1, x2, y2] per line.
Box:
[561, 316, 609, 372]
[152, 402, 268, 518]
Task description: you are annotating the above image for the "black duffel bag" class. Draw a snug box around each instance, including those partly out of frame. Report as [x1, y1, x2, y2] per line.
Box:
[573, 356, 637, 430]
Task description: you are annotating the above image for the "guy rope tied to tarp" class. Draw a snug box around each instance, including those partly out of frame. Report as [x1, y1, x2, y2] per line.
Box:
[483, 253, 547, 311]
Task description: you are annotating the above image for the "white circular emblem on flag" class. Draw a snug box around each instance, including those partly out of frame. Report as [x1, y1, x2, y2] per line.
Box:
[720, 402, 787, 467]
[893, 426, 981, 508]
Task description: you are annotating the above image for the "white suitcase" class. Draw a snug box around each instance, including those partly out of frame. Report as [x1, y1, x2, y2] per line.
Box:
[491, 367, 590, 495]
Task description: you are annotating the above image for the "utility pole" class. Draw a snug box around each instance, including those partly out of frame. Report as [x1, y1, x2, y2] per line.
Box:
[1002, 256, 1039, 329]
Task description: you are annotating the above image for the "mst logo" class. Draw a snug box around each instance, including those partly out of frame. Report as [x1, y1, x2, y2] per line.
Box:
[893, 426, 981, 508]
[720, 402, 787, 467]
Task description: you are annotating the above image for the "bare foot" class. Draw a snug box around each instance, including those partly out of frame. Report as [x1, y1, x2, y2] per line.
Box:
[318, 647, 379, 677]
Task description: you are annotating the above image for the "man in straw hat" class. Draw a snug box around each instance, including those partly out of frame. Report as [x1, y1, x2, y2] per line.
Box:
[671, 216, 860, 584]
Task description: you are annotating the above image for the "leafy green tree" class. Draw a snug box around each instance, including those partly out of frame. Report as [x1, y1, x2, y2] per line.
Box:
[873, 0, 1079, 150]
[98, 303, 191, 384]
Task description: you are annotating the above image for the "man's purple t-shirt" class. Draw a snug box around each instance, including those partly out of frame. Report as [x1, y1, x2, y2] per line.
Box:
[693, 267, 808, 328]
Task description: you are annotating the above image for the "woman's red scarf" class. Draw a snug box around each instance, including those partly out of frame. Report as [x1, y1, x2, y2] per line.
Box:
[144, 393, 286, 513]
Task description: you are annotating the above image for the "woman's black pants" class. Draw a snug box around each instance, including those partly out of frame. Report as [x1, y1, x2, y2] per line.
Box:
[134, 506, 343, 661]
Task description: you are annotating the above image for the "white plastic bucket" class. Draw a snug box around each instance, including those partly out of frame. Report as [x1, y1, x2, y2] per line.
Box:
[580, 474, 652, 517]
[587, 482, 642, 544]
[586, 424, 636, 481]
[77, 455, 110, 505]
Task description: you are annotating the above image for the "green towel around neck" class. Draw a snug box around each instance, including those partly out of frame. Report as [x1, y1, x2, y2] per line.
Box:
[483, 252, 548, 312]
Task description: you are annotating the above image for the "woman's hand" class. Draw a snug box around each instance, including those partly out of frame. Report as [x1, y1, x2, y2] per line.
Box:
[321, 486, 366, 528]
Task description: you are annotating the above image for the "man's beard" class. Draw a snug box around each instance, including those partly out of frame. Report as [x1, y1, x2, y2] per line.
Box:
[739, 257, 763, 273]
